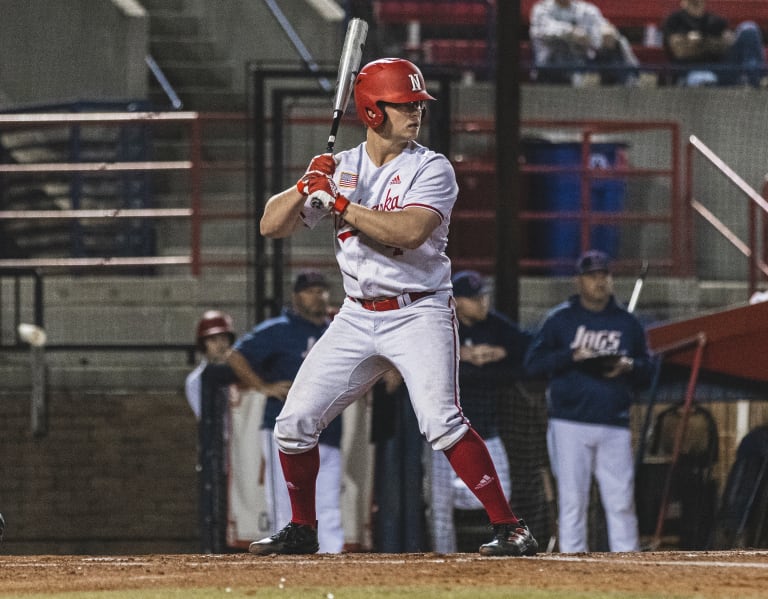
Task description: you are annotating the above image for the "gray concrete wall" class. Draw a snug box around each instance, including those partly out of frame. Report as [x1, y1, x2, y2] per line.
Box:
[0, 0, 148, 105]
[195, 0, 345, 92]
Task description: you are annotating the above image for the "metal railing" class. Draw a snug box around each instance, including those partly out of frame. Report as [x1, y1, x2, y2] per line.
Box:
[450, 118, 686, 275]
[145, 55, 183, 110]
[0, 111, 249, 275]
[686, 135, 768, 298]
[0, 111, 696, 281]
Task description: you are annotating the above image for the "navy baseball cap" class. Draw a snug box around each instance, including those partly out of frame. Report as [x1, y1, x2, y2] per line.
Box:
[452, 270, 489, 298]
[576, 250, 611, 275]
[293, 270, 329, 292]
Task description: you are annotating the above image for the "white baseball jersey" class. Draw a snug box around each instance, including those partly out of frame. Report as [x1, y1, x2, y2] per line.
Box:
[300, 140, 458, 298]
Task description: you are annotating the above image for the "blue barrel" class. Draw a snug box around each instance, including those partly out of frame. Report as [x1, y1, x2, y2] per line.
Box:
[522, 140, 627, 273]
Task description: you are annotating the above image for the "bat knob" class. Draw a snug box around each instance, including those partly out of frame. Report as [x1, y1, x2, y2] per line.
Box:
[18, 323, 47, 347]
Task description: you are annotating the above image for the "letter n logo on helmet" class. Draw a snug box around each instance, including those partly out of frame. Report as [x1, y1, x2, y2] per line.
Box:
[354, 58, 436, 129]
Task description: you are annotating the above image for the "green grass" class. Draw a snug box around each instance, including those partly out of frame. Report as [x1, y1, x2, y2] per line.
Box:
[0, 588, 708, 599]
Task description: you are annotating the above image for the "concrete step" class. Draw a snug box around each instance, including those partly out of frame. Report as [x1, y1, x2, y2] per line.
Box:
[142, 0, 187, 11]
[149, 87, 247, 111]
[157, 61, 235, 88]
[149, 169, 247, 195]
[150, 36, 220, 62]
[156, 217, 249, 249]
[176, 241, 250, 269]
[153, 191, 246, 211]
[151, 195, 249, 249]
[148, 11, 201, 37]
[151, 136, 247, 162]
[1, 350, 190, 391]
[36, 275, 251, 346]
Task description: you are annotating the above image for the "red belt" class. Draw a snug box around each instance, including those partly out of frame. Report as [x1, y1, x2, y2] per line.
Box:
[350, 291, 436, 311]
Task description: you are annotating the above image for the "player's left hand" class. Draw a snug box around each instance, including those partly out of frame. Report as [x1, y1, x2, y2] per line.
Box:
[307, 174, 350, 215]
[296, 153, 336, 195]
[306, 153, 336, 176]
[296, 154, 337, 195]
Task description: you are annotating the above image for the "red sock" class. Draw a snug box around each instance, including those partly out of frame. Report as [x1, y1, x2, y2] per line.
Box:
[278, 445, 319, 527]
[444, 427, 519, 525]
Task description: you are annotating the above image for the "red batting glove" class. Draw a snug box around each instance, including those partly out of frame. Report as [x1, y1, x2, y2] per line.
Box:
[297, 170, 325, 195]
[307, 174, 350, 215]
[307, 153, 336, 176]
[296, 153, 336, 195]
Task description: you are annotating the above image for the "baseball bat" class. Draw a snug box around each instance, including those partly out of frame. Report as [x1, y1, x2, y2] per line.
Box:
[540, 466, 559, 553]
[326, 18, 368, 153]
[18, 323, 48, 437]
[627, 260, 649, 313]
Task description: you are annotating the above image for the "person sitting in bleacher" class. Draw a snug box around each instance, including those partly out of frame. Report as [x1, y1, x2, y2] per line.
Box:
[662, 0, 766, 87]
[529, 0, 639, 86]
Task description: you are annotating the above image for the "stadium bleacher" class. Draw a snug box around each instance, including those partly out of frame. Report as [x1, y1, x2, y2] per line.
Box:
[520, 0, 768, 30]
[374, 0, 768, 76]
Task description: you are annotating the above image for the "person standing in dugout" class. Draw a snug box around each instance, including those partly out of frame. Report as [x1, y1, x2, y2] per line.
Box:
[250, 57, 538, 557]
[524, 250, 653, 553]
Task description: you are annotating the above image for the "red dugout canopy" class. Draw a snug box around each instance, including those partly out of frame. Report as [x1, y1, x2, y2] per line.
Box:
[646, 300, 768, 383]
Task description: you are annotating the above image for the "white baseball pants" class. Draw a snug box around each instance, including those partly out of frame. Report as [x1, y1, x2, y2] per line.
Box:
[547, 418, 639, 553]
[276, 293, 469, 454]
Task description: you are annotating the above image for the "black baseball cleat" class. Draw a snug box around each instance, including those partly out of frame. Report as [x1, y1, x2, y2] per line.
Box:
[479, 520, 538, 557]
[0, 512, 5, 543]
[248, 522, 319, 555]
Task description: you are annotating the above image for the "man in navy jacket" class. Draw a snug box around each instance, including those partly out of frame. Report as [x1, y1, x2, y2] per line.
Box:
[525, 250, 652, 552]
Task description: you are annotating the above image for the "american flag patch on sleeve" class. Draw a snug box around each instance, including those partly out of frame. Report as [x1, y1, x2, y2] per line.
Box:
[339, 172, 358, 188]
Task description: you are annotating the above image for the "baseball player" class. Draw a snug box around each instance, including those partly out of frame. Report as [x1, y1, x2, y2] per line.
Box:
[428, 270, 532, 553]
[185, 311, 236, 420]
[185, 310, 238, 553]
[524, 250, 653, 552]
[249, 57, 538, 557]
[226, 271, 344, 553]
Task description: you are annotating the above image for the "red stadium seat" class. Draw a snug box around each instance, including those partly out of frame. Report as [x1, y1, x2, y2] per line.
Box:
[422, 39, 488, 66]
[373, 1, 491, 26]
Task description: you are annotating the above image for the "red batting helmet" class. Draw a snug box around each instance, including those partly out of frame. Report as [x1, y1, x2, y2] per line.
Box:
[354, 58, 436, 129]
[196, 310, 235, 350]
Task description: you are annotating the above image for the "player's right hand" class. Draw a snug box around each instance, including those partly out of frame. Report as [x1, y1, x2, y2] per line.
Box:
[307, 174, 350, 215]
[297, 170, 326, 196]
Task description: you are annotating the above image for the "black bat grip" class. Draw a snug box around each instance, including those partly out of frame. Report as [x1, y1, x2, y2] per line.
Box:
[326, 110, 343, 154]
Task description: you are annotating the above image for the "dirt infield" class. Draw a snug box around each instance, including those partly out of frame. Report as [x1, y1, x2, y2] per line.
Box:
[1, 550, 767, 597]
